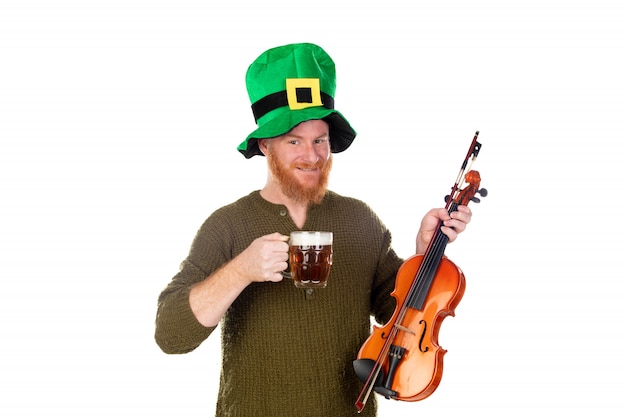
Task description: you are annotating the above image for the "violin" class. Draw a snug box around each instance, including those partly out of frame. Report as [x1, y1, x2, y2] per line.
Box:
[353, 132, 487, 412]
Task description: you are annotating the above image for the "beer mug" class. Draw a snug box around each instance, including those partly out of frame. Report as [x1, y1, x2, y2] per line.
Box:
[284, 231, 333, 288]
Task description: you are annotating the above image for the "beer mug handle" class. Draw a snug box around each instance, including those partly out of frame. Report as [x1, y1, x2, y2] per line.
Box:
[281, 265, 292, 279]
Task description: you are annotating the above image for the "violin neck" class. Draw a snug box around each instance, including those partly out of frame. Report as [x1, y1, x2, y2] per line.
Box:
[405, 203, 458, 310]
[424, 202, 459, 267]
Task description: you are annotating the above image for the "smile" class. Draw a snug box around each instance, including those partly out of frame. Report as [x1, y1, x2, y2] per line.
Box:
[295, 164, 320, 172]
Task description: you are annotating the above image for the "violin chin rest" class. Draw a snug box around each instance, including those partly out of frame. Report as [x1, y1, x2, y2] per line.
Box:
[353, 358, 384, 386]
[353, 358, 398, 399]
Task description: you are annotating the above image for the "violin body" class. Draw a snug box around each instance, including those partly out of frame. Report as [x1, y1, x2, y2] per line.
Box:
[354, 254, 465, 401]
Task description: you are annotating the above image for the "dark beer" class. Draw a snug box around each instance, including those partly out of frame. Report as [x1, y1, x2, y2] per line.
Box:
[288, 231, 333, 288]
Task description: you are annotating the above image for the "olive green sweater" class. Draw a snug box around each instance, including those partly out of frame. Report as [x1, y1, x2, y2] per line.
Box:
[155, 191, 404, 416]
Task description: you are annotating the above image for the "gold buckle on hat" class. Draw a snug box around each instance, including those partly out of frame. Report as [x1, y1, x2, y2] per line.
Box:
[286, 78, 323, 110]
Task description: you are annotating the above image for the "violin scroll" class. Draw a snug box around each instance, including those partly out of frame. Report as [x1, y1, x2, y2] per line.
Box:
[444, 170, 488, 205]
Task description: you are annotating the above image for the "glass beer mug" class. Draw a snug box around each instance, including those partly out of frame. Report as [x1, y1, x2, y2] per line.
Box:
[284, 231, 333, 288]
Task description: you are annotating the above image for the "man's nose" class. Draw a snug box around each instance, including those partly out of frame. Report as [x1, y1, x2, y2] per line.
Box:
[300, 141, 320, 163]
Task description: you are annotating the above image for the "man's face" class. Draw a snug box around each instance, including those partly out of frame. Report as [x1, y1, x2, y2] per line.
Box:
[262, 119, 333, 205]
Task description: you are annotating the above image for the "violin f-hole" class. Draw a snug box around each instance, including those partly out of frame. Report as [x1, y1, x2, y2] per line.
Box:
[418, 319, 429, 353]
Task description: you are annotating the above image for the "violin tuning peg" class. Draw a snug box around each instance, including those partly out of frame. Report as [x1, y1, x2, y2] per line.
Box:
[444, 195, 451, 203]
[479, 188, 488, 197]
[470, 197, 481, 203]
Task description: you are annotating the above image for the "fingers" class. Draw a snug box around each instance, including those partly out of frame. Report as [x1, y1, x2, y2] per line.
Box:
[441, 205, 472, 242]
[253, 233, 290, 282]
[265, 232, 290, 242]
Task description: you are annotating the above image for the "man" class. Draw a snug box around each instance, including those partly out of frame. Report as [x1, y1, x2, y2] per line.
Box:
[155, 43, 472, 416]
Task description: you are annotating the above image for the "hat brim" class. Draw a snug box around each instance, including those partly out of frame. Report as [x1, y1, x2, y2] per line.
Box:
[238, 107, 356, 159]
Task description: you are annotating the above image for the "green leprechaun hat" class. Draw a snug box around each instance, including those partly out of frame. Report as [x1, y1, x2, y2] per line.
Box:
[237, 43, 357, 158]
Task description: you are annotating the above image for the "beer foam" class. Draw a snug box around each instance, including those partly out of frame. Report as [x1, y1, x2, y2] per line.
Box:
[290, 231, 333, 246]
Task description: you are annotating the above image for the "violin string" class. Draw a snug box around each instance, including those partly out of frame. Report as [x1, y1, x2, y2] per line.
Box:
[402, 202, 456, 314]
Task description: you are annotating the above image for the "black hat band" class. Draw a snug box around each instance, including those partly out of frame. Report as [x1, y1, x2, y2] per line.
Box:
[251, 90, 335, 122]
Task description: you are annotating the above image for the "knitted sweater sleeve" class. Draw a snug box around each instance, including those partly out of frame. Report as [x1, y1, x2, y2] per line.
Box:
[154, 210, 236, 354]
[370, 227, 404, 324]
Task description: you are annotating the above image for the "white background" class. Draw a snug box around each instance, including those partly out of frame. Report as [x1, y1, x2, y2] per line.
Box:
[1, 1, 624, 416]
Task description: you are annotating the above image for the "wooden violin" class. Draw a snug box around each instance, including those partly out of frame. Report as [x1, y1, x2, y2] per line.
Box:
[353, 132, 487, 412]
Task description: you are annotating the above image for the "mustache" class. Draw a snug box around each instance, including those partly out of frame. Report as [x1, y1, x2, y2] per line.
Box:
[291, 161, 325, 170]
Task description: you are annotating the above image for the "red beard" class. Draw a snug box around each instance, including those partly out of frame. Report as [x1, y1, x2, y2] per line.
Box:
[267, 152, 332, 205]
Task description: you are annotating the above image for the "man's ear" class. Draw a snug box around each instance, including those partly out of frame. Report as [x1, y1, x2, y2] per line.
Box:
[258, 139, 269, 156]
